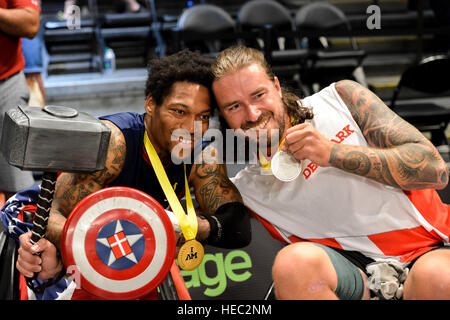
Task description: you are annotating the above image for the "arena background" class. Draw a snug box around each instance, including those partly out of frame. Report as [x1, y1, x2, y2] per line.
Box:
[2, 0, 450, 300]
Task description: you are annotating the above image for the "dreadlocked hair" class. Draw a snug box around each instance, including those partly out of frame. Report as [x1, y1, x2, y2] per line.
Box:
[281, 88, 314, 126]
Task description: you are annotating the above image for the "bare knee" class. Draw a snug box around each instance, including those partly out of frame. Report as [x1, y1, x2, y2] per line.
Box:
[404, 249, 450, 300]
[272, 242, 338, 299]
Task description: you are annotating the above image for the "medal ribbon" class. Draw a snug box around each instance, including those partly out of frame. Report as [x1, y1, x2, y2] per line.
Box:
[259, 115, 299, 171]
[144, 132, 198, 241]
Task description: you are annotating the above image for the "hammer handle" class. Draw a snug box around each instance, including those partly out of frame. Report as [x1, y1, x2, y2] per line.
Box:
[30, 172, 58, 244]
[26, 171, 58, 291]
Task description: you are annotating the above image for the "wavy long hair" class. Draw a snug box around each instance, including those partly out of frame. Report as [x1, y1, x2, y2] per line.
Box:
[211, 46, 313, 127]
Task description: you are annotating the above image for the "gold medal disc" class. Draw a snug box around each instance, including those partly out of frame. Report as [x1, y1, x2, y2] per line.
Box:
[177, 239, 204, 271]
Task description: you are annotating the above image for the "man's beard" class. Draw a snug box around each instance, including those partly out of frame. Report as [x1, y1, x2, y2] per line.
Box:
[240, 111, 286, 152]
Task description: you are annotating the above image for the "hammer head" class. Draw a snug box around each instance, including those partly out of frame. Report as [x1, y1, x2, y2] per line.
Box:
[1, 105, 111, 173]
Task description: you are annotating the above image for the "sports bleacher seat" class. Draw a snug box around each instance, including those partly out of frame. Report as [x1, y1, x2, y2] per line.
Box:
[237, 0, 298, 55]
[237, 0, 309, 92]
[100, 10, 156, 67]
[171, 4, 238, 58]
[44, 6, 101, 74]
[390, 54, 450, 148]
[295, 1, 367, 92]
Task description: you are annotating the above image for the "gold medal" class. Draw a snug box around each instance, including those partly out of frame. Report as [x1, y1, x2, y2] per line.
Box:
[177, 239, 204, 271]
[144, 132, 205, 270]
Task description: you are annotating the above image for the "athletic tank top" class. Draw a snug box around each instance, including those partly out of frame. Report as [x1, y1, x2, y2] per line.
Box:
[231, 83, 450, 264]
[99, 112, 193, 208]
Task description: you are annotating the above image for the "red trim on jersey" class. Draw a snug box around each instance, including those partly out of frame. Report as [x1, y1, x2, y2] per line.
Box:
[293, 236, 343, 250]
[248, 189, 449, 262]
[368, 226, 441, 262]
[249, 207, 343, 249]
[142, 145, 171, 168]
[142, 145, 152, 166]
[249, 208, 288, 243]
[403, 189, 450, 238]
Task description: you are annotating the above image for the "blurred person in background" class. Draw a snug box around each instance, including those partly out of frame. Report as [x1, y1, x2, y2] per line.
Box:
[22, 0, 48, 107]
[0, 0, 40, 205]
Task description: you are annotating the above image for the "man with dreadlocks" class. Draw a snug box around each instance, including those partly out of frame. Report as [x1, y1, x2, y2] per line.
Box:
[211, 45, 450, 300]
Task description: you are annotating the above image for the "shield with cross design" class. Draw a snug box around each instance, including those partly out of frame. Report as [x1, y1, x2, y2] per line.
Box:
[62, 187, 176, 299]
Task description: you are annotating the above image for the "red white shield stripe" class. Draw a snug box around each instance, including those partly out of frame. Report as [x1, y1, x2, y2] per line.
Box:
[62, 187, 176, 300]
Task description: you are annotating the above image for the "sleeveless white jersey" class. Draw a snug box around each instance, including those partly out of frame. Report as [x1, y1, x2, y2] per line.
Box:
[231, 83, 450, 264]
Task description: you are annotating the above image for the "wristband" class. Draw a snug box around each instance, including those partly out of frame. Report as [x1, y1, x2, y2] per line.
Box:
[199, 202, 251, 248]
[198, 214, 222, 245]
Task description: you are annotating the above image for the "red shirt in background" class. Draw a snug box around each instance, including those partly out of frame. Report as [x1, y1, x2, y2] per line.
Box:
[0, 0, 40, 80]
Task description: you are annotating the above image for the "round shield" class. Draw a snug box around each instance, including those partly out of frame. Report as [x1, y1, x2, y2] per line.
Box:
[62, 187, 176, 300]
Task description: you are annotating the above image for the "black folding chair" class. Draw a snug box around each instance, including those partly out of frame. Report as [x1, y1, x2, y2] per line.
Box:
[295, 1, 367, 92]
[171, 4, 237, 58]
[237, 0, 298, 54]
[237, 0, 309, 92]
[390, 55, 450, 148]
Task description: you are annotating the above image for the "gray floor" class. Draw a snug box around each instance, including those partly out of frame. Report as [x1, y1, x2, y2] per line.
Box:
[44, 68, 147, 117]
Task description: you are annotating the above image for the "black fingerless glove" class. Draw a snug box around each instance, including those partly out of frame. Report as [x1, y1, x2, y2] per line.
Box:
[199, 202, 251, 248]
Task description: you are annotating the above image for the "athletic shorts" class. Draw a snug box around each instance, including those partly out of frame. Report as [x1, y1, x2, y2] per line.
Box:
[22, 21, 49, 76]
[313, 243, 373, 300]
[313, 242, 450, 300]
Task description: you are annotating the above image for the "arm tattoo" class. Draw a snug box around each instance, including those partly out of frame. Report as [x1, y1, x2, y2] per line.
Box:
[332, 80, 448, 190]
[191, 146, 243, 214]
[46, 121, 126, 247]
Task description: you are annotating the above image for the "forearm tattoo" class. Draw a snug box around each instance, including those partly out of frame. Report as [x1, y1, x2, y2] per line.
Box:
[332, 80, 448, 190]
[192, 146, 242, 214]
[46, 121, 126, 247]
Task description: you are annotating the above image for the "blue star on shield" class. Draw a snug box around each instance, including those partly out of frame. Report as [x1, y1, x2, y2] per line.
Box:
[95, 220, 145, 270]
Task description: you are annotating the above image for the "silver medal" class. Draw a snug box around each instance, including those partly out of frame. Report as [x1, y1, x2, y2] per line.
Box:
[271, 150, 302, 182]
